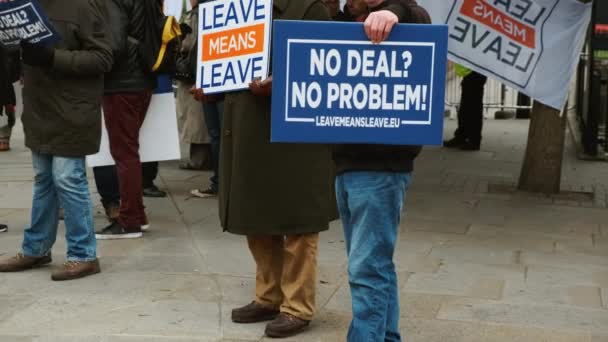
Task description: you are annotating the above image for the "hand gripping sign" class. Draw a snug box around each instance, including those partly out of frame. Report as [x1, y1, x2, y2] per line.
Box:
[0, 0, 59, 46]
[196, 0, 272, 94]
[271, 21, 449, 146]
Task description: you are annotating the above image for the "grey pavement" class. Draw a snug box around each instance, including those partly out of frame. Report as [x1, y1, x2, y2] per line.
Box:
[2, 114, 608, 342]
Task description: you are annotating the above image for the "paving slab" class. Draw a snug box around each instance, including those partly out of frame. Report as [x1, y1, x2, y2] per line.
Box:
[2, 117, 608, 340]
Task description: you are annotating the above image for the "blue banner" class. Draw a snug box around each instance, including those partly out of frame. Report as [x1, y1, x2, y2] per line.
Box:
[0, 0, 59, 46]
[271, 21, 448, 146]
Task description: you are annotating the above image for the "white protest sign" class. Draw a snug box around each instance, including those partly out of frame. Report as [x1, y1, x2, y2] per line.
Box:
[86, 92, 181, 168]
[418, 0, 591, 110]
[163, 0, 184, 22]
[196, 0, 272, 93]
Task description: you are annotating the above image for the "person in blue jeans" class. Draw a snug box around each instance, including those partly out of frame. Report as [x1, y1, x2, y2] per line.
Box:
[0, 0, 112, 280]
[334, 0, 431, 340]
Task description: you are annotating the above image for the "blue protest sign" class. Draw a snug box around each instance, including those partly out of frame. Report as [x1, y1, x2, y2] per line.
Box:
[271, 21, 448, 146]
[0, 0, 59, 46]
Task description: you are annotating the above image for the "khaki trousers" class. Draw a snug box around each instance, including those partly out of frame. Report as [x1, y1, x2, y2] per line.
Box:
[247, 233, 319, 321]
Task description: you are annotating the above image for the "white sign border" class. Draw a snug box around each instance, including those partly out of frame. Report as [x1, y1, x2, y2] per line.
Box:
[284, 39, 437, 126]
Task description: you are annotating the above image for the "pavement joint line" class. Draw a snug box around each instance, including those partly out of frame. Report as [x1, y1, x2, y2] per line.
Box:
[158, 172, 209, 269]
[513, 250, 522, 264]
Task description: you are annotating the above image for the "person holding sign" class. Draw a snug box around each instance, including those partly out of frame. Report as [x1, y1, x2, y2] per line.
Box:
[0, 0, 113, 280]
[333, 0, 431, 341]
[193, 0, 335, 338]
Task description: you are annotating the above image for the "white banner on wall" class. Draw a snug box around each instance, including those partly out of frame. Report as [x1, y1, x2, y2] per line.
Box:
[417, 0, 591, 110]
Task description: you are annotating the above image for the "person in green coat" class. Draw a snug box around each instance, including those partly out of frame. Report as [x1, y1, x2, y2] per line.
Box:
[219, 0, 333, 338]
[0, 0, 113, 280]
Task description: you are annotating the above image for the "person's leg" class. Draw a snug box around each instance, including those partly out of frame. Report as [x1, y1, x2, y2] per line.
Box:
[142, 161, 166, 197]
[339, 171, 411, 342]
[142, 162, 158, 188]
[0, 153, 55, 271]
[461, 72, 487, 148]
[0, 106, 13, 151]
[264, 233, 319, 338]
[103, 92, 151, 229]
[248, 235, 285, 309]
[189, 143, 212, 170]
[51, 155, 99, 280]
[92, 166, 120, 209]
[232, 235, 284, 323]
[52, 156, 97, 262]
[279, 233, 319, 321]
[202, 101, 222, 193]
[22, 153, 59, 258]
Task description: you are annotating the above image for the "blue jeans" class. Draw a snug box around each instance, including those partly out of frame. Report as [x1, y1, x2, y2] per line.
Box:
[22, 153, 97, 262]
[203, 101, 223, 192]
[335, 171, 412, 342]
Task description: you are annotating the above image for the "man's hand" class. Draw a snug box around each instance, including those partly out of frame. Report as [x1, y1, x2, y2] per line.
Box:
[364, 10, 398, 44]
[190, 87, 220, 103]
[249, 76, 272, 97]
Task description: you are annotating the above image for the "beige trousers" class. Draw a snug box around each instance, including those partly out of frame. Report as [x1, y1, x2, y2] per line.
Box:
[247, 233, 319, 321]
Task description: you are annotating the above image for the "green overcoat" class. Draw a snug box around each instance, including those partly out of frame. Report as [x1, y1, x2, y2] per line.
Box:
[22, 0, 113, 157]
[219, 0, 334, 235]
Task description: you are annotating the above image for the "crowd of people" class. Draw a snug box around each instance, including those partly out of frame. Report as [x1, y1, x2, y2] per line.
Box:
[0, 0, 431, 340]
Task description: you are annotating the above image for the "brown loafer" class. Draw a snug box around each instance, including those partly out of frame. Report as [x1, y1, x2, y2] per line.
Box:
[0, 253, 52, 272]
[51, 259, 101, 281]
[265, 312, 310, 338]
[231, 301, 280, 323]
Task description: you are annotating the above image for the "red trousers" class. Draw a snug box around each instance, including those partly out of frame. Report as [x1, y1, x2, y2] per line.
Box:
[103, 92, 152, 229]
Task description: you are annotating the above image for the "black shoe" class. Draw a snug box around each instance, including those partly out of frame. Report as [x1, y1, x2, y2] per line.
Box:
[95, 222, 142, 240]
[460, 141, 481, 151]
[443, 137, 466, 148]
[143, 185, 167, 198]
[0, 224, 7, 233]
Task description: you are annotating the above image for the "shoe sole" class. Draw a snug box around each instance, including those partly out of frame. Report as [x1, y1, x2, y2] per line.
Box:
[264, 324, 309, 338]
[52, 267, 101, 281]
[190, 190, 217, 198]
[0, 258, 52, 272]
[95, 232, 143, 240]
[0, 228, 7, 233]
[141, 224, 149, 231]
[143, 192, 167, 198]
[232, 312, 279, 324]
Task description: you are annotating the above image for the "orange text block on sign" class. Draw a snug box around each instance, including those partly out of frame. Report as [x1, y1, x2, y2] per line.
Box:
[460, 0, 536, 49]
[202, 23, 266, 61]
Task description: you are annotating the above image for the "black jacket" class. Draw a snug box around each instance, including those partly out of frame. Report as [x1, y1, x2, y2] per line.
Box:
[332, 0, 430, 174]
[104, 0, 157, 93]
[0, 45, 18, 106]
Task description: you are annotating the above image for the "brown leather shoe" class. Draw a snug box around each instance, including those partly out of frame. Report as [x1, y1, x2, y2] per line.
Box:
[51, 259, 101, 281]
[231, 301, 280, 323]
[0, 253, 52, 272]
[265, 312, 310, 338]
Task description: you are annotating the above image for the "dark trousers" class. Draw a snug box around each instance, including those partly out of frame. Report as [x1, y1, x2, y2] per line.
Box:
[203, 101, 223, 192]
[93, 162, 159, 208]
[454, 71, 487, 145]
[103, 91, 152, 229]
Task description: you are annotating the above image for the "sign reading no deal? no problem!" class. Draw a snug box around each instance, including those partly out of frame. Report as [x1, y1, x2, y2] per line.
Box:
[0, 0, 59, 46]
[196, 0, 272, 94]
[271, 21, 448, 146]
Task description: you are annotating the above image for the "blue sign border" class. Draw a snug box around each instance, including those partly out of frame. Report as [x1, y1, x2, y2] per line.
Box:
[271, 20, 448, 146]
